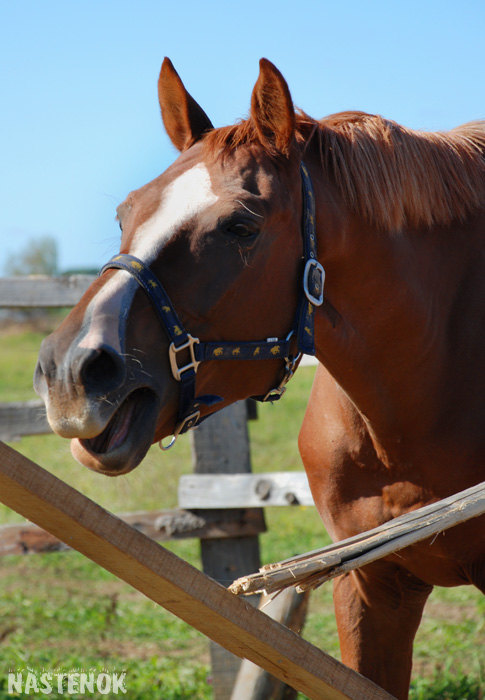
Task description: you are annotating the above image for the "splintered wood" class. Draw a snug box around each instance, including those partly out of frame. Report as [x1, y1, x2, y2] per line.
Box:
[230, 482, 485, 596]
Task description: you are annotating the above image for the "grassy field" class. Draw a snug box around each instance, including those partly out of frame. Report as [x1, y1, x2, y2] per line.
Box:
[0, 320, 483, 699]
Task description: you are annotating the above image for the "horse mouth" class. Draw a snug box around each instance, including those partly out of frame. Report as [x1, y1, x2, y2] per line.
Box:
[71, 388, 159, 475]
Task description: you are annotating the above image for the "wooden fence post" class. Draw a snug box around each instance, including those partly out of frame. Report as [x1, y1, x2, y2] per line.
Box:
[191, 401, 263, 699]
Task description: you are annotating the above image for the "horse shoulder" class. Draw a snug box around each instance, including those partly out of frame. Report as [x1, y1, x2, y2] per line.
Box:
[299, 363, 392, 539]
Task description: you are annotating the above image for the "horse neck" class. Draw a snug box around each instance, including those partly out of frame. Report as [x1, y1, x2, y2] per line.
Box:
[312, 191, 484, 457]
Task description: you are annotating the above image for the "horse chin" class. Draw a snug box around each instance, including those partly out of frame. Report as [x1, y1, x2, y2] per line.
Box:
[70, 387, 159, 476]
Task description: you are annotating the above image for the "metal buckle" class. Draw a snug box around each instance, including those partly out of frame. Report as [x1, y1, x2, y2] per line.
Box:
[303, 259, 325, 306]
[169, 335, 200, 381]
[262, 384, 287, 402]
[175, 409, 200, 436]
[262, 353, 301, 402]
[261, 330, 301, 402]
[159, 409, 201, 451]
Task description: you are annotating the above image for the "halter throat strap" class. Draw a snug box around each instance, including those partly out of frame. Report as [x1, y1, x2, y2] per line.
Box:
[99, 162, 324, 445]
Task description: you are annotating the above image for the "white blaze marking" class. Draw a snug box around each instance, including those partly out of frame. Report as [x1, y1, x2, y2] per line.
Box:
[131, 162, 219, 261]
[76, 163, 217, 355]
[78, 270, 136, 354]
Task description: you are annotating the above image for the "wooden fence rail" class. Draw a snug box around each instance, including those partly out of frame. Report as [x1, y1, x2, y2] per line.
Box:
[0, 275, 95, 307]
[0, 507, 265, 556]
[179, 471, 314, 508]
[231, 481, 485, 596]
[0, 400, 50, 441]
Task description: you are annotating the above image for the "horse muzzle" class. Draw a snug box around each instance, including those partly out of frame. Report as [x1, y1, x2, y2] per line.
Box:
[34, 334, 163, 474]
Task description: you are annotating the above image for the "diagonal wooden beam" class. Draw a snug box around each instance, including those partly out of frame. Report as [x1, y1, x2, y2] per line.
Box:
[0, 441, 393, 700]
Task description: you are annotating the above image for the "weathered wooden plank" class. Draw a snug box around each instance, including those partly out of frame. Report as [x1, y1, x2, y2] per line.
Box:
[0, 507, 266, 555]
[0, 399, 262, 442]
[231, 481, 485, 596]
[191, 402, 265, 700]
[0, 441, 392, 700]
[0, 400, 51, 441]
[300, 355, 318, 367]
[179, 471, 314, 509]
[0, 275, 95, 307]
[231, 589, 309, 700]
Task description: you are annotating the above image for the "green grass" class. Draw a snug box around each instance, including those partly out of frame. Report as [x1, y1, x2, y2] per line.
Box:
[0, 322, 483, 699]
[0, 330, 48, 402]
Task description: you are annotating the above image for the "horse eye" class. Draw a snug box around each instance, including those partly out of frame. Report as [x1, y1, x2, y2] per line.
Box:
[224, 222, 259, 238]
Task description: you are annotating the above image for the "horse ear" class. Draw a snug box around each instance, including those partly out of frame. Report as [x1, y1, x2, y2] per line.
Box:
[158, 58, 214, 152]
[250, 59, 296, 156]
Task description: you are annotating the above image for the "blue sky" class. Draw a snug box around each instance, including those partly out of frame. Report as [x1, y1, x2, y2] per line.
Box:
[1, 0, 483, 272]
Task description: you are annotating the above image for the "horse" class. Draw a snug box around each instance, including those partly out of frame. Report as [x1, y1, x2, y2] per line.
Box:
[34, 58, 485, 699]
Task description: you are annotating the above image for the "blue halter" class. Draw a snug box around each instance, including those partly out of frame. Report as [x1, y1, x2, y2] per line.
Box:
[99, 163, 324, 448]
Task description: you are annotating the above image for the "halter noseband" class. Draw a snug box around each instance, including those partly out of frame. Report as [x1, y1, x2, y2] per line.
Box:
[99, 162, 324, 449]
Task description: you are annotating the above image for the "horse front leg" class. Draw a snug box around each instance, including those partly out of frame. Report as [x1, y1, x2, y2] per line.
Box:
[333, 560, 433, 700]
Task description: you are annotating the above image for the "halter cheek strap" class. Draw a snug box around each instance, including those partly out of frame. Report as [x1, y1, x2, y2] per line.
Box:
[297, 162, 324, 356]
[99, 162, 324, 447]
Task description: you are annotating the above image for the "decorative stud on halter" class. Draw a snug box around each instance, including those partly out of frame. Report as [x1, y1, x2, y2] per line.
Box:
[99, 163, 325, 448]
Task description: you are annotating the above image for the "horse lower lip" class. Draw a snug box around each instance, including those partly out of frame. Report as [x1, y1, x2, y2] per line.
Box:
[84, 392, 139, 454]
[71, 388, 158, 474]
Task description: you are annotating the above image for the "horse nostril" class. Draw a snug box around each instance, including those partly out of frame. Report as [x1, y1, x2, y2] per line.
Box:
[34, 337, 58, 392]
[33, 358, 47, 397]
[79, 346, 126, 394]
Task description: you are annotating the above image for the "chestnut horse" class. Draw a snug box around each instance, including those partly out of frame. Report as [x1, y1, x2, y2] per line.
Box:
[34, 59, 485, 698]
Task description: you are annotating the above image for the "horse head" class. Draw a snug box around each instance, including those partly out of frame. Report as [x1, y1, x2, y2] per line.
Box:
[34, 58, 322, 475]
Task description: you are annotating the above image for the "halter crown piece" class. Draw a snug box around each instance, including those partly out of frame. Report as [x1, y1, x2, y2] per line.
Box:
[99, 163, 325, 449]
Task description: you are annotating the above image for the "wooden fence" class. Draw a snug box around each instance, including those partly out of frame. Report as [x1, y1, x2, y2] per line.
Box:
[0, 274, 321, 700]
[0, 440, 393, 700]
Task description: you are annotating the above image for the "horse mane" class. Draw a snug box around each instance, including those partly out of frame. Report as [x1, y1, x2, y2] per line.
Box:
[203, 112, 485, 231]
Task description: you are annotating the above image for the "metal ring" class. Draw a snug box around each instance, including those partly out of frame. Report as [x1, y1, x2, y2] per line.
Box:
[159, 435, 177, 451]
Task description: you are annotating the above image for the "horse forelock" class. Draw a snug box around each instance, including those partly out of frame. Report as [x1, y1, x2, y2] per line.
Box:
[203, 112, 485, 231]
